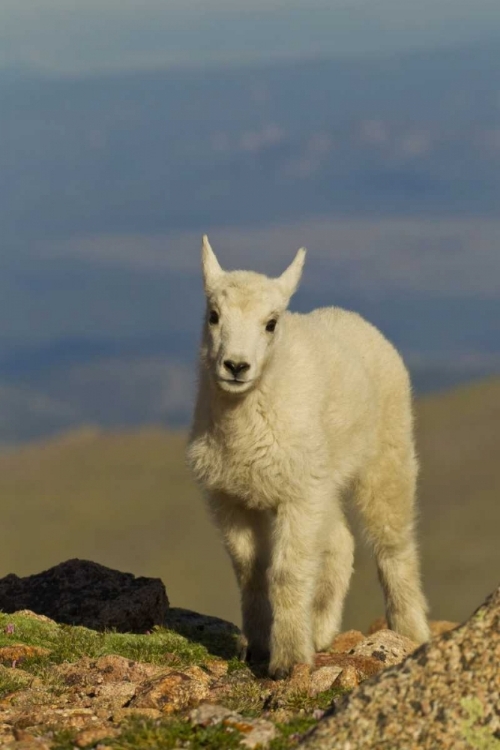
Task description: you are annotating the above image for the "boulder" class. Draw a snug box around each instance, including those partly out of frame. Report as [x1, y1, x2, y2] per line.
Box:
[0, 559, 169, 633]
[131, 666, 211, 713]
[349, 629, 418, 666]
[329, 630, 365, 653]
[300, 584, 500, 749]
[367, 616, 460, 638]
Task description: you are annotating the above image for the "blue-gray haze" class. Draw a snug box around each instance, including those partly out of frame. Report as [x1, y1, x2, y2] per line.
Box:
[0, 1, 499, 442]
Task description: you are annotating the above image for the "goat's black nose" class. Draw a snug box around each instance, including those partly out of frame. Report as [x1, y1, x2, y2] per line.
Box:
[224, 360, 251, 376]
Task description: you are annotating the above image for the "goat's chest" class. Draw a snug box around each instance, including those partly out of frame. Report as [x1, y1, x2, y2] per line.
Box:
[191, 418, 302, 510]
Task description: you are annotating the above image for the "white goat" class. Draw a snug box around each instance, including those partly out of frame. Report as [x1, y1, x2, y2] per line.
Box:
[187, 236, 429, 679]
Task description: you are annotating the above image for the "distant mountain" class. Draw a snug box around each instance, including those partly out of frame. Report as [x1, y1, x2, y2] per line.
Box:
[0, 318, 498, 444]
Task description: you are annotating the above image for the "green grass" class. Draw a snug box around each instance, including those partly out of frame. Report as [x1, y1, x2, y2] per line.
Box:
[270, 717, 319, 749]
[38, 719, 245, 750]
[48, 728, 81, 750]
[104, 717, 244, 750]
[46, 714, 325, 750]
[0, 665, 33, 699]
[268, 685, 346, 716]
[0, 611, 226, 676]
[217, 678, 267, 716]
[0, 613, 350, 749]
[105, 713, 329, 750]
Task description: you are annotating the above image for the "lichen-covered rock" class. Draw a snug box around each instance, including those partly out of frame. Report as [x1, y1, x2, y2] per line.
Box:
[0, 560, 169, 633]
[54, 654, 163, 692]
[350, 630, 418, 666]
[301, 584, 500, 750]
[189, 703, 235, 727]
[5, 736, 51, 750]
[92, 681, 137, 711]
[131, 666, 211, 713]
[314, 651, 385, 680]
[91, 654, 164, 684]
[74, 724, 119, 748]
[204, 660, 229, 679]
[112, 707, 162, 722]
[332, 663, 359, 690]
[239, 718, 277, 749]
[329, 630, 365, 653]
[367, 616, 459, 638]
[13, 707, 98, 733]
[309, 666, 343, 696]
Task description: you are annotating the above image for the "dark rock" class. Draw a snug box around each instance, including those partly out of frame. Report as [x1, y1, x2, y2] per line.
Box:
[0, 559, 169, 632]
[165, 606, 240, 660]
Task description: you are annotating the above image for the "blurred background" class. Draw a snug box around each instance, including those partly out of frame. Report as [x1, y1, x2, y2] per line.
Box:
[0, 0, 499, 631]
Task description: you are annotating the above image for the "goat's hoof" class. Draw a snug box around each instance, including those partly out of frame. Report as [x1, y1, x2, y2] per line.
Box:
[247, 646, 270, 665]
[270, 667, 290, 681]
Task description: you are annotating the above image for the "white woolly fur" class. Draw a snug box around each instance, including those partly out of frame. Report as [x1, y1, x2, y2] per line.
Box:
[187, 236, 430, 679]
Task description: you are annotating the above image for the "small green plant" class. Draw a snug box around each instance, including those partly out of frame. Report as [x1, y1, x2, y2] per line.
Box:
[227, 656, 250, 673]
[0, 667, 30, 699]
[270, 717, 318, 749]
[276, 685, 346, 714]
[46, 727, 79, 750]
[219, 679, 267, 716]
[103, 716, 243, 750]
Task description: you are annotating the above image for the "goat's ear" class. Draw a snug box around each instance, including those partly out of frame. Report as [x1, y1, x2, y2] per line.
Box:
[201, 235, 224, 291]
[278, 248, 306, 298]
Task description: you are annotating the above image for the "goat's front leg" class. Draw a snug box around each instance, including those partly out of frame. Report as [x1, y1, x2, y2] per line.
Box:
[268, 500, 322, 679]
[208, 493, 272, 663]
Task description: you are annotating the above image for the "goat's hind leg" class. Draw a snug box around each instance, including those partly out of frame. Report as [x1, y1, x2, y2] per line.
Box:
[354, 446, 430, 644]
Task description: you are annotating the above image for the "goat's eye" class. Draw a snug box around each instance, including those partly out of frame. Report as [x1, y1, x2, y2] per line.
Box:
[209, 310, 219, 325]
[266, 319, 277, 333]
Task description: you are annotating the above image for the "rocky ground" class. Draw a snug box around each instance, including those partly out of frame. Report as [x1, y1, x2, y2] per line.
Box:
[0, 561, 497, 750]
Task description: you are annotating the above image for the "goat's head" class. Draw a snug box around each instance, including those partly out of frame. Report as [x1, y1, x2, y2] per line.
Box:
[199, 235, 306, 395]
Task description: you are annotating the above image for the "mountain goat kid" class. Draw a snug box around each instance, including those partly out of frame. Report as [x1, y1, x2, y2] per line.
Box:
[187, 236, 429, 679]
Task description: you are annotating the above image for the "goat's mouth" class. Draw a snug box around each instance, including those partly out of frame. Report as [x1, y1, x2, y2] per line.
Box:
[216, 376, 254, 392]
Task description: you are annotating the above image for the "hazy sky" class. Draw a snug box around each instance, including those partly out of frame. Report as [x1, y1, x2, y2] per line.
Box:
[0, 0, 499, 441]
[1, 0, 500, 74]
